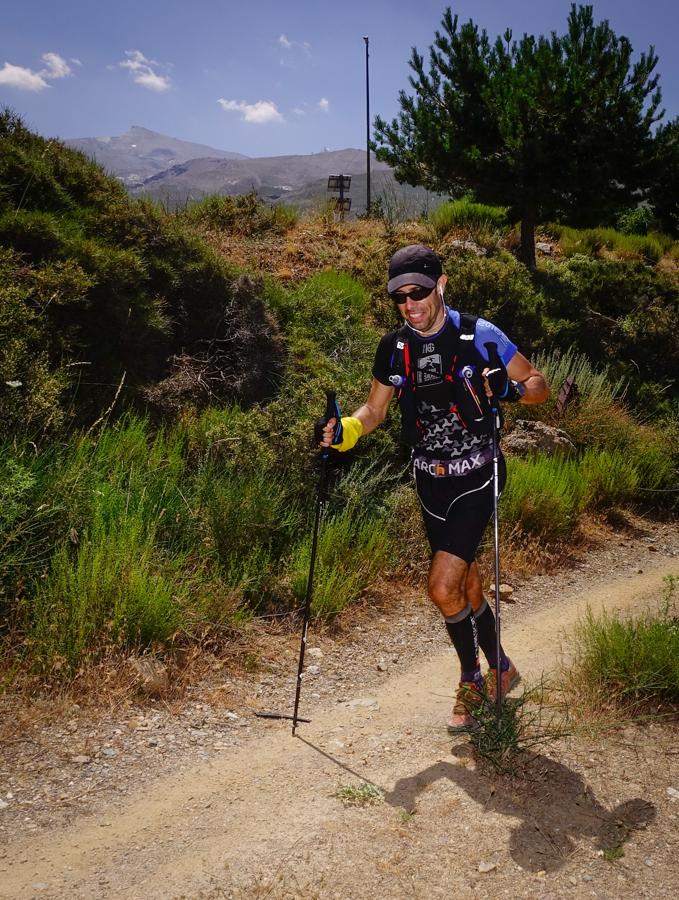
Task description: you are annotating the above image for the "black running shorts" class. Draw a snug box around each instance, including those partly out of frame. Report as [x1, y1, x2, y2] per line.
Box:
[413, 455, 507, 563]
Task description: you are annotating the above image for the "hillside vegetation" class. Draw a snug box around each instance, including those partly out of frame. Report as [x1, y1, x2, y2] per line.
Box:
[1, 113, 677, 686]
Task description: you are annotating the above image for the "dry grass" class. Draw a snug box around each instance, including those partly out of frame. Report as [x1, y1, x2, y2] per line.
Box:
[333, 782, 385, 806]
[0, 620, 280, 726]
[469, 679, 572, 774]
[199, 213, 429, 291]
[476, 520, 586, 585]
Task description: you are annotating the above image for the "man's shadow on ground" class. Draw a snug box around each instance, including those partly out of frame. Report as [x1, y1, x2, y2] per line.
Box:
[384, 745, 655, 872]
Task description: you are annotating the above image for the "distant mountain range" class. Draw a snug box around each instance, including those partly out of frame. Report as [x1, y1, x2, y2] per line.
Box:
[66, 127, 443, 216]
[64, 126, 248, 188]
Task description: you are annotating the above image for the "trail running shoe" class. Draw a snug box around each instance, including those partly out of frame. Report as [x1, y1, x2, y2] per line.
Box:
[447, 679, 484, 733]
[485, 661, 521, 701]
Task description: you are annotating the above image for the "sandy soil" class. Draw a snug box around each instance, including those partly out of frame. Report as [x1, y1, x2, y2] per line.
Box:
[1, 518, 678, 899]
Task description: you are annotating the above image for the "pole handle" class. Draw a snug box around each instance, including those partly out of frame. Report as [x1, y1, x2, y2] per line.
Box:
[324, 389, 337, 419]
[321, 390, 343, 458]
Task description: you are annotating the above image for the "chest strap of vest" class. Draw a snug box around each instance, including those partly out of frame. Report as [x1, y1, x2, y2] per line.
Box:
[403, 335, 411, 385]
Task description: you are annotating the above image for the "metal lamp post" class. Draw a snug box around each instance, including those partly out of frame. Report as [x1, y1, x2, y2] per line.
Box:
[363, 36, 371, 217]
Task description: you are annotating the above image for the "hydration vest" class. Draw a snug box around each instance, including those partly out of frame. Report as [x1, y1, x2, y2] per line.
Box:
[389, 312, 496, 448]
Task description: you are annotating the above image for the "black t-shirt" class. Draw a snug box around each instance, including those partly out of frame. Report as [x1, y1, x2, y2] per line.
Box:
[372, 315, 496, 459]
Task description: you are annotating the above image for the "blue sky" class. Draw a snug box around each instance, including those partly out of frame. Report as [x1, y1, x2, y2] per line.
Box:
[1, 1, 677, 157]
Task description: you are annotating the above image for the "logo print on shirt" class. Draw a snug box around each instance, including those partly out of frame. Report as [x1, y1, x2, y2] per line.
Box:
[417, 354, 442, 386]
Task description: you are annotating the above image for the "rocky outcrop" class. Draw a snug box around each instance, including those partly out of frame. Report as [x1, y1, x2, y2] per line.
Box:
[503, 419, 576, 457]
[127, 656, 169, 697]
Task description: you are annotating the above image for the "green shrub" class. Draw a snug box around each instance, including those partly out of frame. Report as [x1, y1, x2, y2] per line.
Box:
[429, 197, 508, 238]
[271, 271, 379, 381]
[620, 428, 676, 496]
[616, 207, 654, 236]
[288, 510, 392, 619]
[0, 248, 93, 433]
[0, 116, 284, 428]
[5, 417, 202, 670]
[280, 270, 369, 331]
[0, 108, 123, 215]
[536, 256, 679, 405]
[271, 203, 299, 230]
[28, 513, 185, 671]
[0, 455, 49, 622]
[579, 450, 639, 509]
[437, 250, 544, 352]
[380, 482, 429, 564]
[568, 576, 679, 709]
[500, 443, 672, 540]
[501, 456, 583, 540]
[526, 347, 631, 449]
[534, 347, 625, 411]
[330, 457, 405, 517]
[0, 209, 74, 260]
[178, 192, 298, 234]
[546, 224, 664, 263]
[0, 458, 35, 532]
[205, 467, 299, 606]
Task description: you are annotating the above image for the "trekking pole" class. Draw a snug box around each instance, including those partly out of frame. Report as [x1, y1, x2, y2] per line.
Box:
[291, 390, 342, 735]
[482, 340, 508, 726]
[490, 401, 503, 726]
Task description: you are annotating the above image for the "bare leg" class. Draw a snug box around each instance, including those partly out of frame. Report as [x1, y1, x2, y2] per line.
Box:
[428, 550, 480, 683]
[464, 561, 485, 612]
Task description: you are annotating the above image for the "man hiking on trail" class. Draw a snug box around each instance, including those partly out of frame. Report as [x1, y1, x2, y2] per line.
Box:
[319, 245, 549, 731]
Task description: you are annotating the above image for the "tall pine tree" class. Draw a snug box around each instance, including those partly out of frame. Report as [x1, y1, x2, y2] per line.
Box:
[373, 5, 662, 267]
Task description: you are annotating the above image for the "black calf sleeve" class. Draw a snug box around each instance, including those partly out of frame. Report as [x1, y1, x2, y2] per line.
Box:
[444, 606, 478, 674]
[474, 600, 507, 669]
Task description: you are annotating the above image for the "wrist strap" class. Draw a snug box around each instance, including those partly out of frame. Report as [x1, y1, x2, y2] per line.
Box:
[331, 416, 363, 452]
[502, 380, 524, 402]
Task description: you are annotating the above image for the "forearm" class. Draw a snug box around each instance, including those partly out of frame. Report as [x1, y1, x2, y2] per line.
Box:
[350, 402, 387, 436]
[347, 378, 394, 437]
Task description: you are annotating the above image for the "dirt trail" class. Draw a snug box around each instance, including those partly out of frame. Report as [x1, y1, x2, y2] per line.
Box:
[2, 553, 679, 899]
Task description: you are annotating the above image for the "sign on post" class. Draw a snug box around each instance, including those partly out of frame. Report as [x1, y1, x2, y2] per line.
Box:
[327, 174, 352, 219]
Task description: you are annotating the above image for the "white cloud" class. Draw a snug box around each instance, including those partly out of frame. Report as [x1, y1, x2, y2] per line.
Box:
[0, 62, 49, 91]
[319, 97, 329, 113]
[292, 107, 305, 116]
[119, 50, 171, 92]
[217, 98, 284, 124]
[135, 69, 171, 92]
[40, 52, 72, 79]
[277, 33, 311, 61]
[0, 51, 74, 91]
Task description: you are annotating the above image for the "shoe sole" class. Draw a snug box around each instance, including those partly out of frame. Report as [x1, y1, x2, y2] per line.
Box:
[446, 718, 481, 734]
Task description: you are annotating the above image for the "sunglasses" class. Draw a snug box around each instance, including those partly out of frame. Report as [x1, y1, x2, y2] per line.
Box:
[389, 286, 433, 304]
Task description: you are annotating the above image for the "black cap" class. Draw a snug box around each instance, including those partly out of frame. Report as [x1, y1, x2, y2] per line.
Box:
[387, 245, 442, 293]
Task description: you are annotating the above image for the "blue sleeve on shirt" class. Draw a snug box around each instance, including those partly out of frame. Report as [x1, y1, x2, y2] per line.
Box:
[448, 309, 517, 366]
